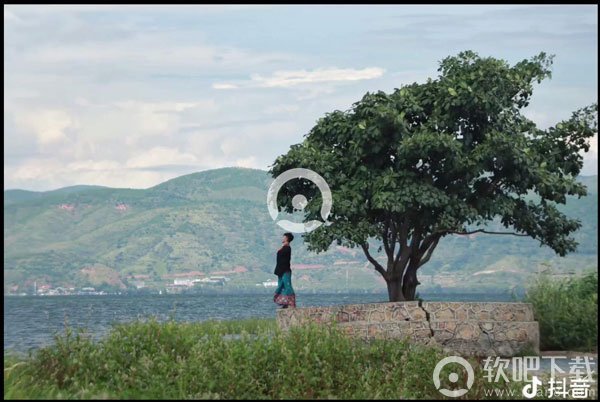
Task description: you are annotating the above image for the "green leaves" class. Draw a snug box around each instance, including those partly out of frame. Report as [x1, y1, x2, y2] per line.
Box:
[270, 50, 597, 292]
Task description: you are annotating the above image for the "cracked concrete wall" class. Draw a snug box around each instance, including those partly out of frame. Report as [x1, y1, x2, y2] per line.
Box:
[276, 301, 539, 357]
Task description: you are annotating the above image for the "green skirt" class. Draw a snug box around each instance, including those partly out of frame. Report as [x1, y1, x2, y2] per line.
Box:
[273, 271, 296, 308]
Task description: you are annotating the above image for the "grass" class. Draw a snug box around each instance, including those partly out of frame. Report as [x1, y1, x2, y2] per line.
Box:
[524, 269, 598, 352]
[4, 317, 527, 400]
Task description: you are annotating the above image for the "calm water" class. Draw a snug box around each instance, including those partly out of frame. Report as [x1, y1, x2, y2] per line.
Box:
[4, 292, 515, 354]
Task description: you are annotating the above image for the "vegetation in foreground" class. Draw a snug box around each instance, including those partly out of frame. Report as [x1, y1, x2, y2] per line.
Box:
[5, 317, 527, 400]
[524, 270, 598, 352]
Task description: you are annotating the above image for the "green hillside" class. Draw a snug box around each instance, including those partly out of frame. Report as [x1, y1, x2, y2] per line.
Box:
[3, 168, 597, 294]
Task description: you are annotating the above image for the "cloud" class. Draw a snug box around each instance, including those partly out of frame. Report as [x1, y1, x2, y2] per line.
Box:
[13, 109, 76, 145]
[4, 7, 298, 83]
[4, 157, 191, 190]
[66, 159, 122, 171]
[213, 67, 385, 89]
[255, 67, 386, 87]
[235, 156, 258, 168]
[212, 83, 239, 90]
[115, 101, 208, 113]
[125, 147, 200, 169]
[3, 5, 597, 191]
[111, 100, 219, 141]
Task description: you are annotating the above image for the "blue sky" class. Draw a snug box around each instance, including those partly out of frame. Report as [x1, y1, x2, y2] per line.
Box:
[4, 5, 598, 191]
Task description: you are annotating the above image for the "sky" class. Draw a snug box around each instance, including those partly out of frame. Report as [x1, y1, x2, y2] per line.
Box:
[4, 4, 598, 191]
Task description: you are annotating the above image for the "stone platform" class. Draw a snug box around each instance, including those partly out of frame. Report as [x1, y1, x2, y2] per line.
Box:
[276, 301, 539, 357]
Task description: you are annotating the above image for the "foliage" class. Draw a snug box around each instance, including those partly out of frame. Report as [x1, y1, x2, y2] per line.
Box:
[4, 318, 526, 399]
[270, 50, 598, 301]
[524, 270, 598, 352]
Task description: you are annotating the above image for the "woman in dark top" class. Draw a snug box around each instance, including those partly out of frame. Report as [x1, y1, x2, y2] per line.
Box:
[273, 232, 296, 308]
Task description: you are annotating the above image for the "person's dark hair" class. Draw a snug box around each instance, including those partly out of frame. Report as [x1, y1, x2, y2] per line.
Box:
[284, 232, 294, 243]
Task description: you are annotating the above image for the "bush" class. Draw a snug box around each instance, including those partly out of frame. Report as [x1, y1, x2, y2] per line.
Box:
[524, 270, 598, 351]
[4, 318, 525, 399]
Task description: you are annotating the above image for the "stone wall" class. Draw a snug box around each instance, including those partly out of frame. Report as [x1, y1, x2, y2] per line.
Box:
[276, 301, 539, 357]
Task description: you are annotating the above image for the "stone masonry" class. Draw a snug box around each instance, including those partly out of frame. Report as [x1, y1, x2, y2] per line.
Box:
[276, 301, 539, 357]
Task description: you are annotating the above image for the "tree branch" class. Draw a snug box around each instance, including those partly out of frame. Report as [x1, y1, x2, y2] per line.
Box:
[361, 243, 387, 278]
[418, 236, 440, 268]
[445, 229, 529, 237]
[394, 243, 403, 266]
[389, 217, 398, 258]
[394, 217, 413, 267]
[409, 227, 422, 250]
[382, 219, 392, 259]
[487, 176, 503, 195]
[394, 219, 411, 267]
[399, 219, 409, 250]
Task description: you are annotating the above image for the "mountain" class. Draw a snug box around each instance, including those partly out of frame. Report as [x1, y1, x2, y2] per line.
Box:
[3, 168, 597, 294]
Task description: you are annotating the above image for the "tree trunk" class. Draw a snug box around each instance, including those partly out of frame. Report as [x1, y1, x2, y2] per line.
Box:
[402, 267, 419, 301]
[386, 279, 406, 302]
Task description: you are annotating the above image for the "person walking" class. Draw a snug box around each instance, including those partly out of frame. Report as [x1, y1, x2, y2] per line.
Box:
[273, 232, 296, 308]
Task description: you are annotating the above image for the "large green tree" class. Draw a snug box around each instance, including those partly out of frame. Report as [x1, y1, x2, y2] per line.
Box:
[270, 51, 598, 302]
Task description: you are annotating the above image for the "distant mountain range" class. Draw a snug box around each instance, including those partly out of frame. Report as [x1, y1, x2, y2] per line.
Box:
[3, 168, 597, 294]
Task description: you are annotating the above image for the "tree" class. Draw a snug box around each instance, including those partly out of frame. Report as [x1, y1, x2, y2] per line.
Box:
[269, 51, 597, 302]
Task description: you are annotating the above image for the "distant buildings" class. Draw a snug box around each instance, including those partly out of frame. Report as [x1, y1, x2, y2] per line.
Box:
[173, 278, 194, 286]
[22, 285, 107, 296]
[164, 276, 231, 293]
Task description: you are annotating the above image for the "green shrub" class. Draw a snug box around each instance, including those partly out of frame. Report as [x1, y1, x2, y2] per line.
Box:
[4, 318, 525, 399]
[524, 270, 598, 351]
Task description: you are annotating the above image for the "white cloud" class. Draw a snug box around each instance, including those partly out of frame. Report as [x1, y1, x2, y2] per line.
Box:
[125, 147, 200, 168]
[214, 67, 386, 89]
[7, 158, 61, 182]
[66, 159, 122, 171]
[13, 109, 76, 145]
[112, 100, 218, 140]
[212, 83, 239, 90]
[9, 29, 294, 79]
[115, 101, 209, 113]
[3, 6, 597, 191]
[4, 157, 184, 190]
[256, 67, 386, 88]
[72, 168, 177, 190]
[235, 156, 258, 168]
[20, 41, 243, 71]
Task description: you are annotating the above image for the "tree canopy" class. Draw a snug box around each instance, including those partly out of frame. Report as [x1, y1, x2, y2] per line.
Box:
[270, 50, 598, 301]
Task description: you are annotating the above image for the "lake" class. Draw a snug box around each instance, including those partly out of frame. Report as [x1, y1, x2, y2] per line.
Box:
[4, 292, 516, 354]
